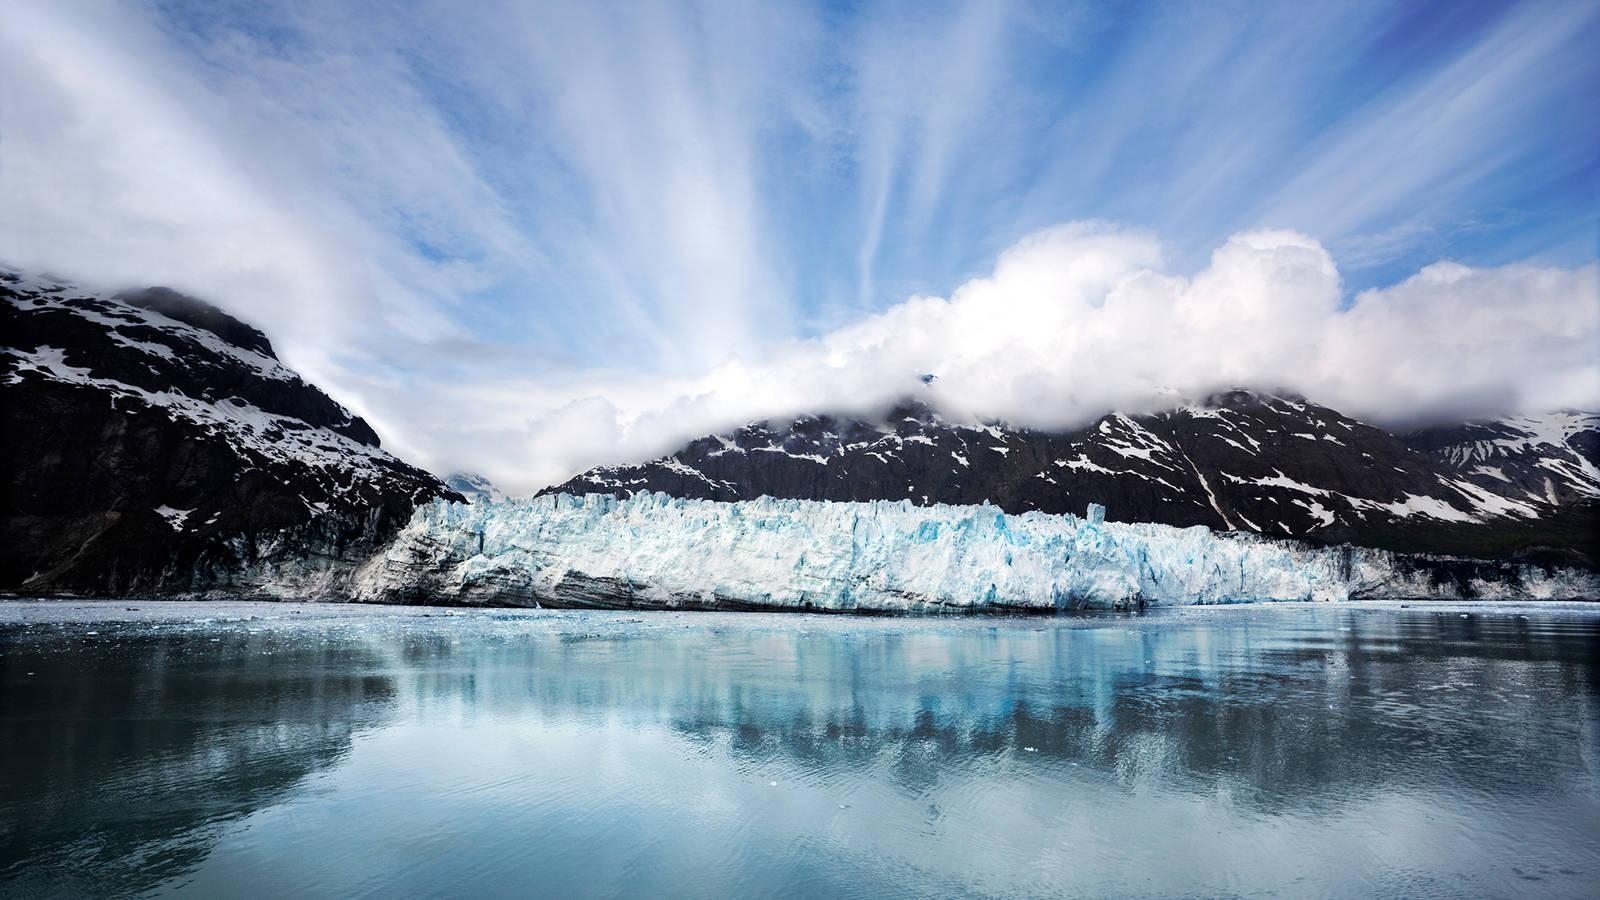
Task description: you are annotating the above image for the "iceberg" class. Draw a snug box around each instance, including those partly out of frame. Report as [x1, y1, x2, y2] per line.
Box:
[352, 492, 1598, 611]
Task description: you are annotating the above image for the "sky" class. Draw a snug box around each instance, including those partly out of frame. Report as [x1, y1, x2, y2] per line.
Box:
[2, 0, 1597, 494]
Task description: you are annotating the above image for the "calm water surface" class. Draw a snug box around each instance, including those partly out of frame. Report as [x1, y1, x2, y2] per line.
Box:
[1, 601, 1597, 899]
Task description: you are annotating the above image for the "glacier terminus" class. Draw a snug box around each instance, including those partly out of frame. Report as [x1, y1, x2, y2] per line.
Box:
[354, 492, 1598, 611]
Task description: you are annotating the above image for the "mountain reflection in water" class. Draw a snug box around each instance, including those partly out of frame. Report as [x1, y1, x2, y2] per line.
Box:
[2, 603, 1597, 898]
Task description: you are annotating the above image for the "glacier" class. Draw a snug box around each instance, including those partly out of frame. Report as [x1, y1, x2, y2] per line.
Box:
[352, 492, 1599, 611]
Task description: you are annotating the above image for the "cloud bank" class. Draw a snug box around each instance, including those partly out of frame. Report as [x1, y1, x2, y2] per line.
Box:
[409, 225, 1599, 493]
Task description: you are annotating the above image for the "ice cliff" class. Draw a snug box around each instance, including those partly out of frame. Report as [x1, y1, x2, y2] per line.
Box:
[353, 493, 1598, 611]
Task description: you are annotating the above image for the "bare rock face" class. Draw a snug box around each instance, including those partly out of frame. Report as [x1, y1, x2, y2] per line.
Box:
[1, 268, 461, 596]
[546, 392, 1599, 567]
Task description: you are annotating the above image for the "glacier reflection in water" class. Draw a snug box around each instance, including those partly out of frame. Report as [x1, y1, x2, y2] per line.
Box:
[1, 602, 1597, 898]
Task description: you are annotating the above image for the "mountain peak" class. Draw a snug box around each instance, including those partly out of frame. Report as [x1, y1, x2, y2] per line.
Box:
[114, 286, 277, 358]
[2, 267, 459, 594]
[1197, 387, 1311, 410]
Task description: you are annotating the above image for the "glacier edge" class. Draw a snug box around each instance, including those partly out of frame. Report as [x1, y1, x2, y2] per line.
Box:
[350, 493, 1599, 611]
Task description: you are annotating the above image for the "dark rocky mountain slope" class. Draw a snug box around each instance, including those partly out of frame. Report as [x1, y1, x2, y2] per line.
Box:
[1, 268, 461, 595]
[546, 392, 1599, 566]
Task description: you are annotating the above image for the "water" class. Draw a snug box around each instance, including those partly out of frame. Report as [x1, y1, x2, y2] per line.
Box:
[1, 601, 1597, 899]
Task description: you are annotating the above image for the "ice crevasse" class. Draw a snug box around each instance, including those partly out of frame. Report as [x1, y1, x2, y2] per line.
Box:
[352, 492, 1596, 610]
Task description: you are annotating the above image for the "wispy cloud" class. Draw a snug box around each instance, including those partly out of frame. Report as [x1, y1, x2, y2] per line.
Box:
[1, 0, 1595, 491]
[1251, 0, 1600, 258]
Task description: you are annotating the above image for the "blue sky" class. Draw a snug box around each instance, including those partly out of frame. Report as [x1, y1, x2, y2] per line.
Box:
[3, 0, 1597, 490]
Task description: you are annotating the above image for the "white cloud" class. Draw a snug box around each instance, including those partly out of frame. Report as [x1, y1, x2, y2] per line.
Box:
[1317, 261, 1600, 420]
[396, 224, 1597, 494]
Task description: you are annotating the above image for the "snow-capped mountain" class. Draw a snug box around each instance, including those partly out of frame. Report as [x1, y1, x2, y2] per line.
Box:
[4, 261, 1592, 603]
[1, 268, 461, 594]
[444, 471, 508, 504]
[545, 392, 1599, 565]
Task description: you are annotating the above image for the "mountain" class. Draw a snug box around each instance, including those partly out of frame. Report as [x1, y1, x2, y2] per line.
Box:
[4, 261, 1593, 601]
[545, 392, 1599, 566]
[1, 268, 461, 595]
[444, 471, 508, 504]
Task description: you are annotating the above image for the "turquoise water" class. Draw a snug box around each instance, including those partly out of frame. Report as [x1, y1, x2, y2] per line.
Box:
[1, 601, 1597, 898]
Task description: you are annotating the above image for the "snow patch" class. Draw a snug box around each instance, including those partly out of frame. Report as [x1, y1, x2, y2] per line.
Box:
[1368, 493, 1476, 524]
[154, 505, 193, 529]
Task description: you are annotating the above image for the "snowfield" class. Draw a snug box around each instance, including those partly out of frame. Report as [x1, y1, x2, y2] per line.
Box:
[353, 492, 1599, 611]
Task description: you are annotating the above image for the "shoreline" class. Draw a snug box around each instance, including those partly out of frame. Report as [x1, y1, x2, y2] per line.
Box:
[4, 596, 1598, 627]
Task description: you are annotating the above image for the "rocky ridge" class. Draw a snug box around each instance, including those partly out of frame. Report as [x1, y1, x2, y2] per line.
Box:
[1, 268, 461, 595]
[546, 394, 1599, 566]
